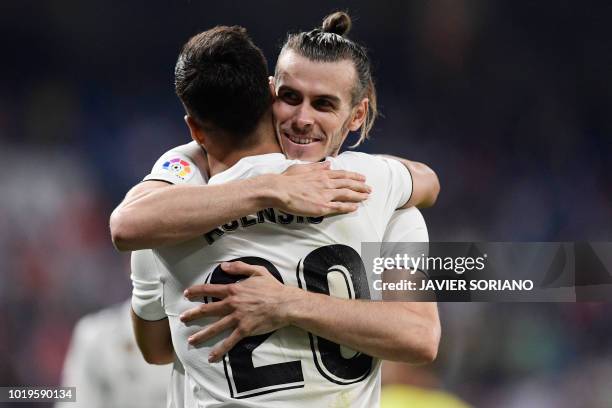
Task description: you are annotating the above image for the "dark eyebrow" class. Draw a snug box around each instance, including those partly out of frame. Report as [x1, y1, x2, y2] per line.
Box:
[277, 85, 341, 106]
[315, 94, 342, 106]
[277, 85, 298, 93]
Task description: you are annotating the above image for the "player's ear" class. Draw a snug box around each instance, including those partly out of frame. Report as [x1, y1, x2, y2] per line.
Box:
[269, 76, 276, 98]
[348, 98, 368, 132]
[185, 115, 206, 146]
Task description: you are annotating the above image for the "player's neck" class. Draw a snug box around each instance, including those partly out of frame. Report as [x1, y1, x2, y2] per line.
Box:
[207, 113, 281, 177]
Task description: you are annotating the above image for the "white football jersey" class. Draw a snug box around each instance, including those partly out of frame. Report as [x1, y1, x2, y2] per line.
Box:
[382, 207, 428, 244]
[143, 142, 209, 185]
[56, 301, 171, 408]
[136, 150, 411, 408]
[380, 207, 430, 277]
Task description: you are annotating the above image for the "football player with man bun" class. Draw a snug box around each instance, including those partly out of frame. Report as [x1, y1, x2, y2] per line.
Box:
[112, 12, 440, 408]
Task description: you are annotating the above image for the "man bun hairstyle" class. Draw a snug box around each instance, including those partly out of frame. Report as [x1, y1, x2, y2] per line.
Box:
[175, 26, 271, 141]
[278, 11, 377, 147]
[321, 11, 352, 36]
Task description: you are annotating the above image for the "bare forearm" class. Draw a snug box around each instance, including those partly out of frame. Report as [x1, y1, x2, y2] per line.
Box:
[111, 176, 277, 250]
[131, 310, 173, 365]
[285, 288, 440, 363]
[110, 162, 370, 251]
[405, 160, 440, 208]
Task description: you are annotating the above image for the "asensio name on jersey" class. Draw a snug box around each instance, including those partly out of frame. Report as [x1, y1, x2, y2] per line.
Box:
[133, 149, 413, 407]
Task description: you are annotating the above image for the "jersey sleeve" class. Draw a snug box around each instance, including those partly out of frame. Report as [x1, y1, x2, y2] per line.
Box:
[381, 207, 429, 278]
[382, 207, 429, 244]
[131, 250, 166, 321]
[380, 156, 413, 208]
[330, 152, 413, 239]
[143, 146, 208, 186]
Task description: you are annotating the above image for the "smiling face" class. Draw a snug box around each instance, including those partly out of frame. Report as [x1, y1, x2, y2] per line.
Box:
[272, 50, 368, 161]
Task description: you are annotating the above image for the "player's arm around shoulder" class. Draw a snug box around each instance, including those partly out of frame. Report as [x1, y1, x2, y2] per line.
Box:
[378, 154, 440, 209]
[110, 180, 171, 251]
[330, 152, 416, 224]
[110, 142, 208, 251]
[110, 146, 372, 251]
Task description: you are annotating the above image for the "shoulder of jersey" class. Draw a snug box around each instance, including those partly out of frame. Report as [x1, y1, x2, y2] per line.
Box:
[165, 142, 208, 182]
[329, 151, 382, 169]
[335, 151, 371, 159]
[167, 141, 204, 161]
[334, 151, 380, 162]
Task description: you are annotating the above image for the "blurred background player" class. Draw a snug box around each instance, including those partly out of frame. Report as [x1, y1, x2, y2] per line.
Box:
[381, 361, 471, 408]
[55, 301, 170, 408]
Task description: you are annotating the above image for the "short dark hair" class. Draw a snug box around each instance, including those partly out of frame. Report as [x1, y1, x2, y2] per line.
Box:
[277, 12, 377, 146]
[175, 26, 272, 140]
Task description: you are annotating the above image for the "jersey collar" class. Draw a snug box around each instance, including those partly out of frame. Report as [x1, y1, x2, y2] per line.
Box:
[208, 153, 286, 185]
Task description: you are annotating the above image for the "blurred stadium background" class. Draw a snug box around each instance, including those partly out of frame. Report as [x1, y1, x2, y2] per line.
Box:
[1, 1, 611, 407]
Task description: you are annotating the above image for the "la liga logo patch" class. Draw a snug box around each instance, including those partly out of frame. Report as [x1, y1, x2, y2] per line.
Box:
[162, 157, 193, 180]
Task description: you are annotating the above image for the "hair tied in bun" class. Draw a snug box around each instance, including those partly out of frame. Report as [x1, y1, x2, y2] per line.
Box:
[321, 11, 352, 36]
